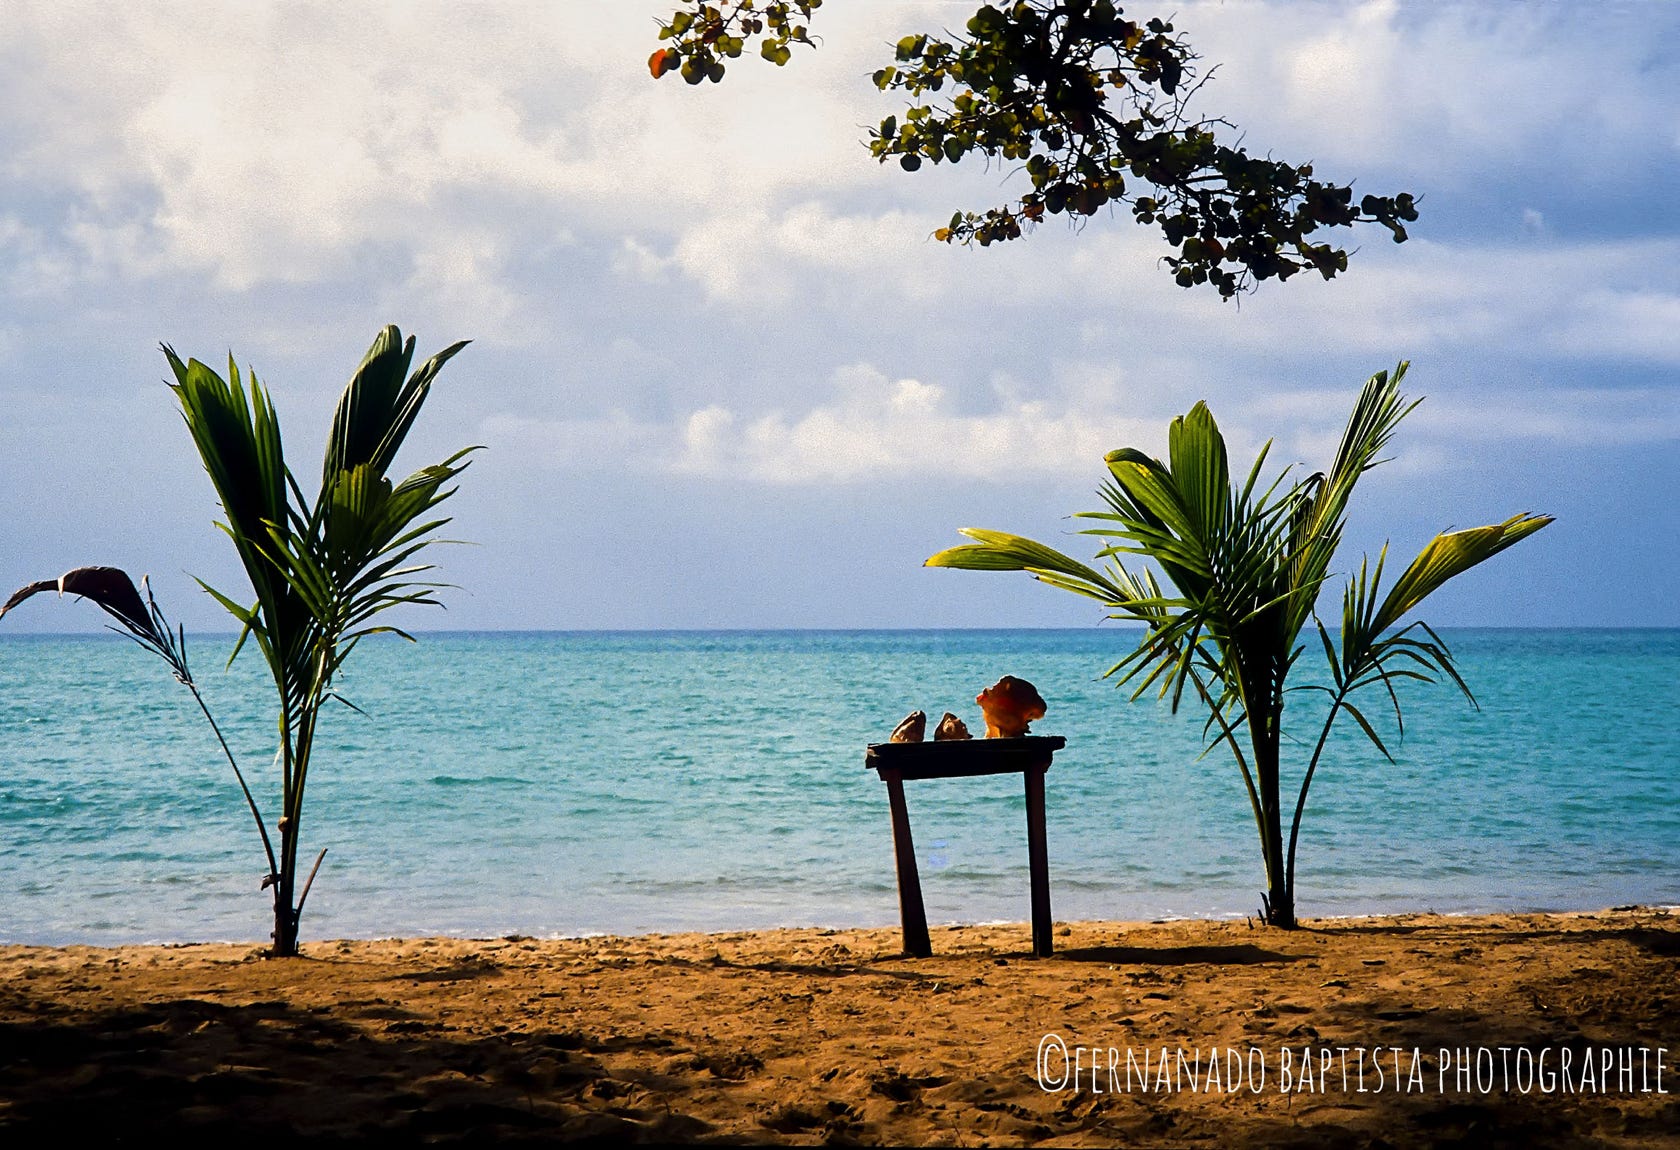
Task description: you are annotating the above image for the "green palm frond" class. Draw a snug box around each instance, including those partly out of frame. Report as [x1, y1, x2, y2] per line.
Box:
[924, 528, 1128, 604]
[1370, 514, 1554, 637]
[925, 360, 1552, 929]
[164, 325, 475, 956]
[322, 326, 470, 487]
[1284, 364, 1419, 642]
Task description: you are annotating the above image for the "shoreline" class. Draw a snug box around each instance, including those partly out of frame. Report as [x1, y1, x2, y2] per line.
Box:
[5, 900, 1676, 947]
[4, 908, 1677, 1145]
[11, 900, 1680, 952]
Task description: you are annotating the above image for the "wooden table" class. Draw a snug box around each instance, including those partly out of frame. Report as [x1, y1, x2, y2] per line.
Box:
[864, 735, 1066, 958]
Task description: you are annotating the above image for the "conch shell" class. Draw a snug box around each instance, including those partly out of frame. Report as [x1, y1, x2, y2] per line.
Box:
[933, 712, 972, 741]
[976, 676, 1046, 738]
[889, 710, 927, 743]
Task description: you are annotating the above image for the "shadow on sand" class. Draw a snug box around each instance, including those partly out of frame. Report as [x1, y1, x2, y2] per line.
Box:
[0, 992, 710, 1143]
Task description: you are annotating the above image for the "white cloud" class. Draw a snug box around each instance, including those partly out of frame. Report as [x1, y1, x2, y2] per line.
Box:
[0, 2, 925, 295]
[11, 0, 1671, 366]
[1549, 290, 1680, 363]
[675, 368, 1158, 483]
[613, 236, 674, 284]
[1184, 0, 1680, 184]
[668, 201, 950, 305]
[2, 0, 1678, 631]
[478, 362, 1167, 484]
[484, 357, 1680, 495]
[389, 229, 533, 341]
[1182, 237, 1680, 366]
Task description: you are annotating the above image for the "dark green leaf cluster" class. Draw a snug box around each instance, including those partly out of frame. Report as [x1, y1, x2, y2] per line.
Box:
[166, 326, 476, 953]
[651, 0, 821, 82]
[166, 330, 474, 727]
[926, 366, 1550, 924]
[3, 330, 476, 956]
[649, 1, 1417, 298]
[869, 1, 1417, 298]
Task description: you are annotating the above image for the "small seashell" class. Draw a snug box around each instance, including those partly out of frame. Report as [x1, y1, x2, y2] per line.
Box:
[890, 710, 927, 743]
[933, 712, 971, 741]
[976, 676, 1047, 738]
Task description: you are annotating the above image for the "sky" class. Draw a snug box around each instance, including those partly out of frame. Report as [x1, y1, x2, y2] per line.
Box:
[1, 0, 1676, 632]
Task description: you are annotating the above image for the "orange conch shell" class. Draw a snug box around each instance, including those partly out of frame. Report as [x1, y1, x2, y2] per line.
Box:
[933, 712, 972, 741]
[890, 710, 927, 743]
[976, 676, 1046, 738]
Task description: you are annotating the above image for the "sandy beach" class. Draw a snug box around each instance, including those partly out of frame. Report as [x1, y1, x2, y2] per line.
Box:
[2, 908, 1676, 1145]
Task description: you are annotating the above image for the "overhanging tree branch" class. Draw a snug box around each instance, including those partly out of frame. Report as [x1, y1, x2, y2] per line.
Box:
[650, 0, 1418, 299]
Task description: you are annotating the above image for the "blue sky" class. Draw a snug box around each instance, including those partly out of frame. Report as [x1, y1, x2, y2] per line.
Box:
[1, 0, 1676, 632]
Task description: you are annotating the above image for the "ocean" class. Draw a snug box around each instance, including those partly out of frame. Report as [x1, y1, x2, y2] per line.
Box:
[2, 629, 1676, 946]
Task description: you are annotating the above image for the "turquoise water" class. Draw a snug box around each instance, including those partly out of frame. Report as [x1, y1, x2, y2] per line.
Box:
[2, 629, 1676, 945]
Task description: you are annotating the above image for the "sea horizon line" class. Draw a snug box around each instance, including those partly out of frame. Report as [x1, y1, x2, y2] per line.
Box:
[4, 623, 1679, 640]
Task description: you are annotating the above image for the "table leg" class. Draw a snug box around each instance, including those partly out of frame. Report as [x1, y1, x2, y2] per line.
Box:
[883, 771, 931, 958]
[1024, 761, 1053, 957]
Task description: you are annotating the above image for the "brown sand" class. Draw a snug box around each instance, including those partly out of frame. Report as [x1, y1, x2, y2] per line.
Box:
[2, 909, 1677, 1145]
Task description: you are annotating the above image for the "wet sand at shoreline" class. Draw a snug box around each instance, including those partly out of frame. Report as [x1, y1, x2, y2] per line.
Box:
[3, 909, 1677, 1145]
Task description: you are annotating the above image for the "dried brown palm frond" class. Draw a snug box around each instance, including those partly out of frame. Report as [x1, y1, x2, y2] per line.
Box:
[0, 565, 278, 893]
